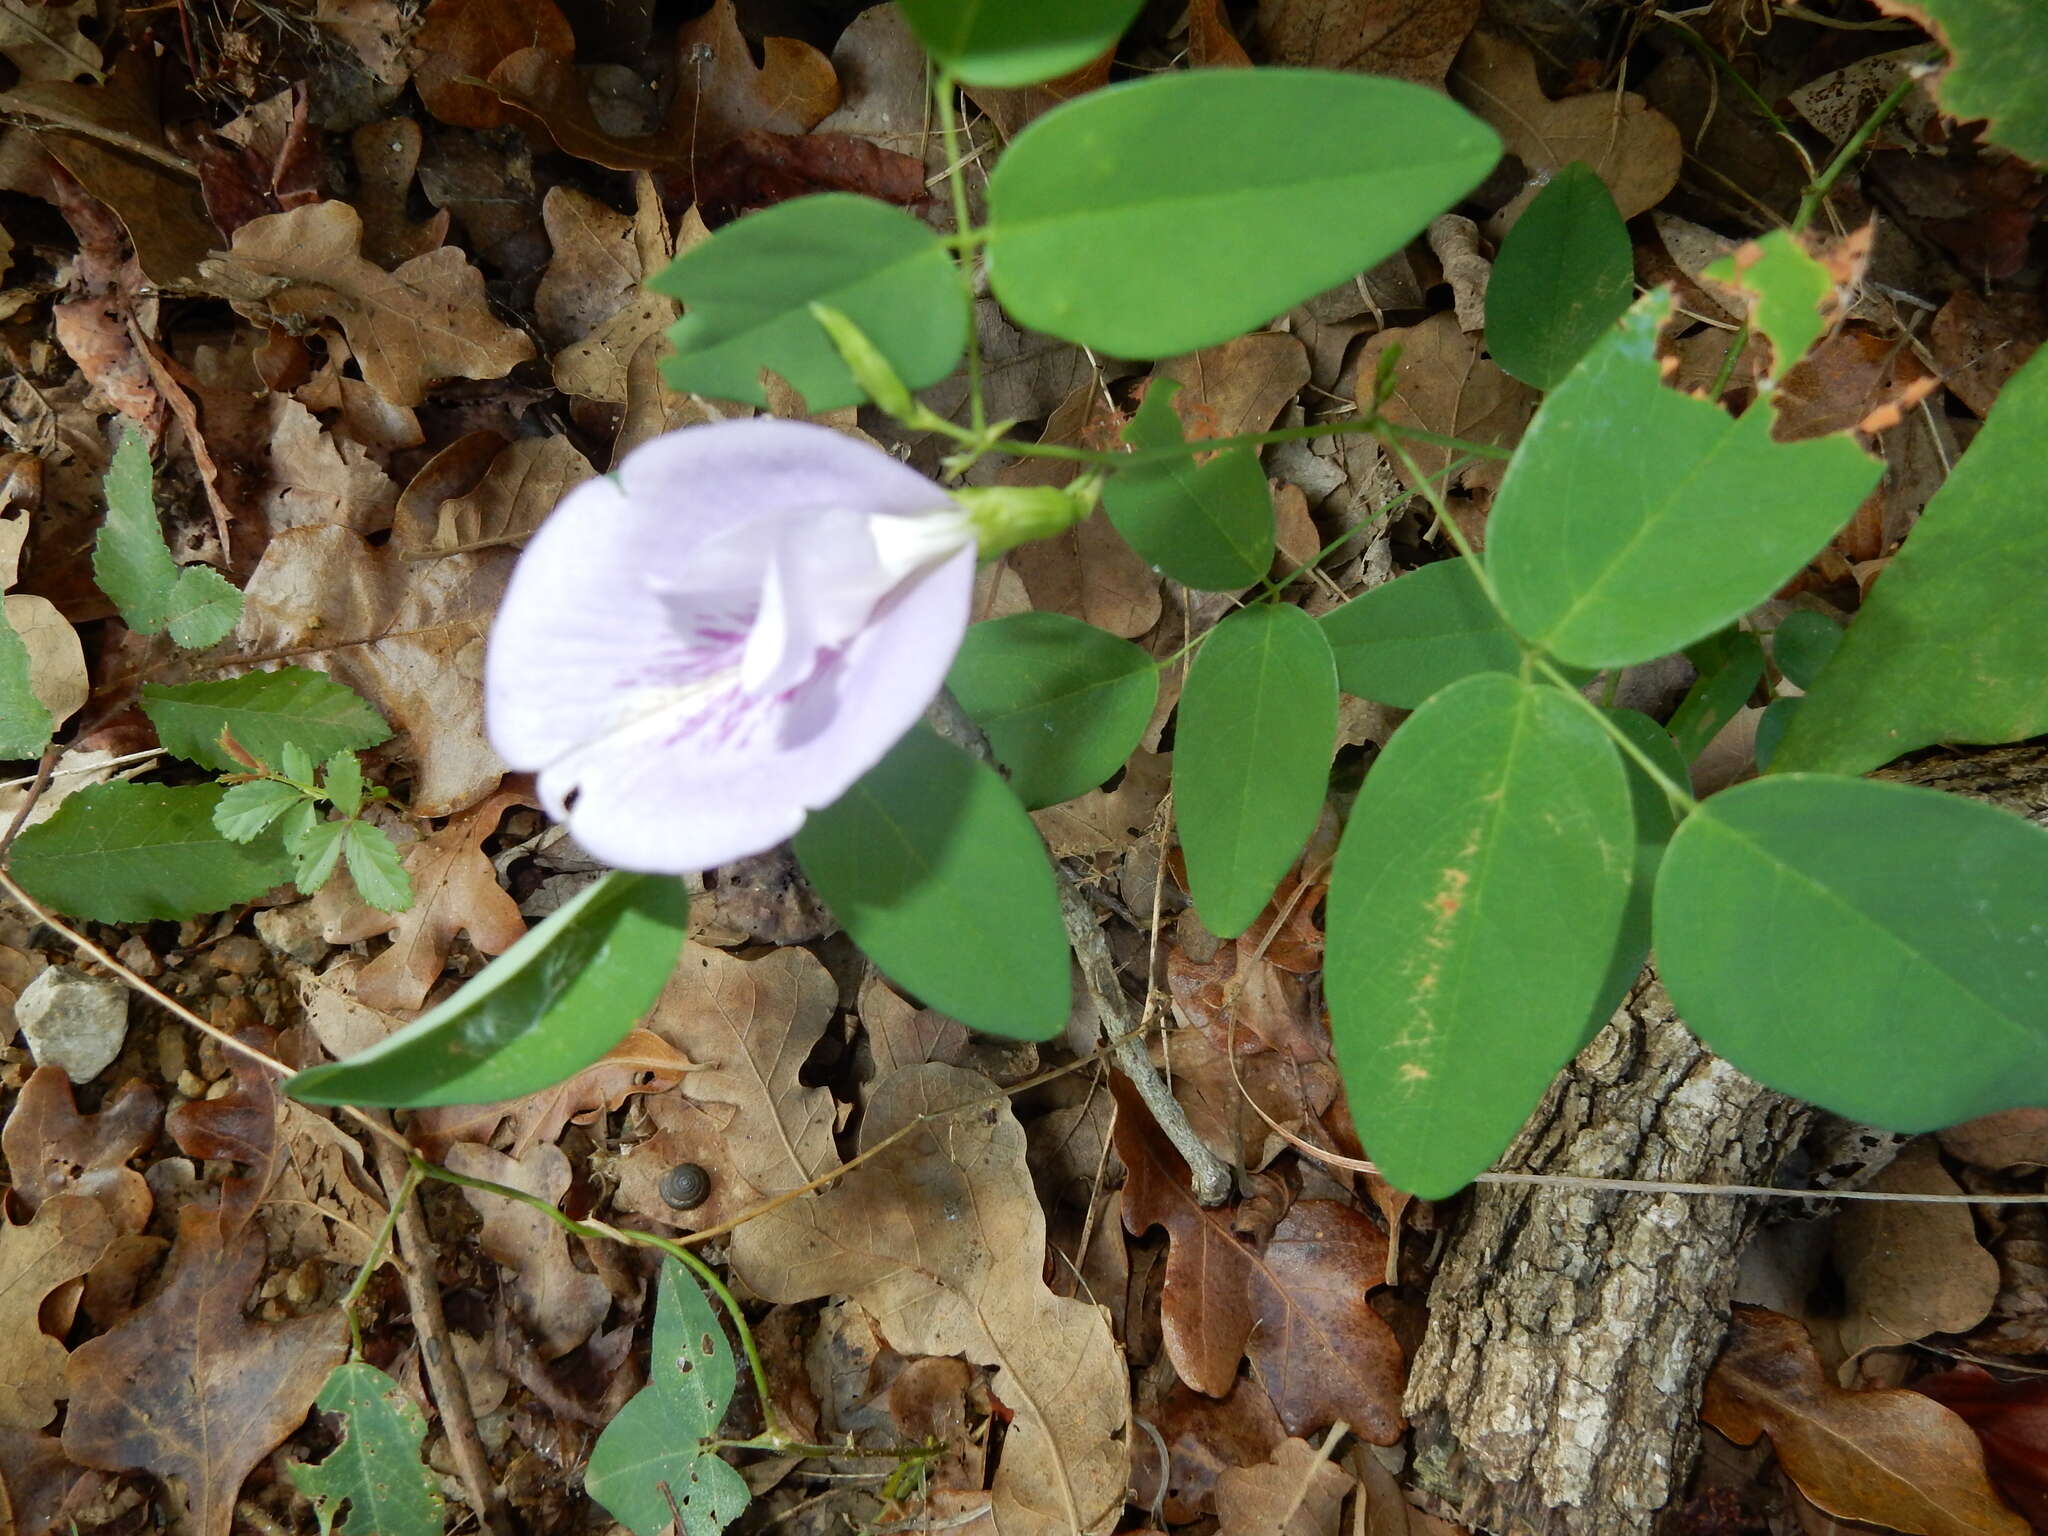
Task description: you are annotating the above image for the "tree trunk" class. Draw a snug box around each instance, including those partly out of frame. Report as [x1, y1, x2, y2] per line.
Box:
[1404, 742, 2048, 1536]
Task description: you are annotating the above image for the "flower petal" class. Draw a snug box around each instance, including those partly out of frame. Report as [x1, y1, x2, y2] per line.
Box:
[550, 546, 976, 873]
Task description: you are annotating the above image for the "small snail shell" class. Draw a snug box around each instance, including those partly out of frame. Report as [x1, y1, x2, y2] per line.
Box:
[660, 1163, 711, 1210]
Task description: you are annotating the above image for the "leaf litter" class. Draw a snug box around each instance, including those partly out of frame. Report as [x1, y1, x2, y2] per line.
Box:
[0, 0, 2045, 1533]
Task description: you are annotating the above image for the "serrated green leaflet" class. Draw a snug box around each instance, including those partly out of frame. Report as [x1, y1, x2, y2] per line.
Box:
[1487, 163, 1633, 390]
[11, 781, 290, 921]
[1704, 229, 1833, 381]
[0, 613, 52, 757]
[948, 612, 1157, 809]
[985, 71, 1500, 357]
[795, 727, 1067, 1040]
[1656, 774, 2048, 1128]
[1175, 604, 1336, 938]
[648, 195, 966, 411]
[344, 821, 410, 911]
[1319, 558, 1525, 709]
[1101, 377, 1274, 589]
[214, 779, 304, 842]
[291, 818, 347, 894]
[586, 1260, 750, 1536]
[1773, 347, 2048, 775]
[1891, 0, 2048, 165]
[289, 1362, 444, 1536]
[142, 667, 389, 773]
[287, 873, 687, 1107]
[1487, 290, 1880, 668]
[1324, 674, 1633, 1198]
[898, 0, 1145, 86]
[1667, 628, 1763, 763]
[93, 426, 241, 647]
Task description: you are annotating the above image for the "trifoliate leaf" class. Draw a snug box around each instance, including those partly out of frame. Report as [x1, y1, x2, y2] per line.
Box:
[292, 818, 347, 894]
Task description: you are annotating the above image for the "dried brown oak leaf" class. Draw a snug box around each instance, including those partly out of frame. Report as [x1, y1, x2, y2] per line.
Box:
[199, 199, 534, 407]
[1916, 1366, 2048, 1529]
[533, 185, 640, 349]
[0, 0, 97, 79]
[234, 523, 511, 816]
[1833, 1138, 2000, 1359]
[392, 432, 593, 558]
[351, 786, 529, 1013]
[1257, 0, 1478, 88]
[0, 1195, 117, 1429]
[733, 1063, 1129, 1536]
[412, 0, 576, 130]
[1703, 1305, 2028, 1536]
[1356, 312, 1534, 495]
[1450, 32, 1681, 222]
[1114, 1075, 1405, 1443]
[1216, 1435, 1357, 1536]
[62, 1202, 347, 1536]
[3, 1066, 159, 1229]
[409, 1027, 697, 1159]
[445, 1141, 612, 1360]
[642, 941, 840, 1196]
[1157, 331, 1311, 445]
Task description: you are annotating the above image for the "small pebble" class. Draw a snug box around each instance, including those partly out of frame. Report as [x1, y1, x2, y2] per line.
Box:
[176, 1069, 208, 1100]
[211, 936, 266, 977]
[115, 937, 160, 979]
[156, 1029, 189, 1084]
[14, 965, 130, 1083]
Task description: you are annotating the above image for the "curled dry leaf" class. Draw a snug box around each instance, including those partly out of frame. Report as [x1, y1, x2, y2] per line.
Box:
[234, 522, 511, 816]
[2, 1067, 160, 1229]
[0, 1195, 117, 1430]
[393, 432, 594, 557]
[1115, 1075, 1405, 1443]
[1703, 1305, 2028, 1536]
[445, 1141, 613, 1359]
[62, 1202, 348, 1536]
[409, 1027, 698, 1159]
[1833, 1138, 2001, 1358]
[1215, 1435, 1357, 1536]
[351, 786, 529, 1013]
[1256, 0, 1479, 88]
[1450, 32, 1681, 222]
[733, 1063, 1129, 1536]
[200, 200, 535, 408]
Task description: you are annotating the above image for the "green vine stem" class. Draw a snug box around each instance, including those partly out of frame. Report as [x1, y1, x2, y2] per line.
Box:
[933, 69, 988, 438]
[1792, 70, 1916, 234]
[338, 1159, 422, 1358]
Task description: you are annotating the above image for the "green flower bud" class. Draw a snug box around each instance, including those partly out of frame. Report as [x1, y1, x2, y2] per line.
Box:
[952, 475, 1102, 560]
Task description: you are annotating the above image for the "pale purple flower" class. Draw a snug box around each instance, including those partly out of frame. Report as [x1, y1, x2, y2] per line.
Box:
[487, 419, 976, 873]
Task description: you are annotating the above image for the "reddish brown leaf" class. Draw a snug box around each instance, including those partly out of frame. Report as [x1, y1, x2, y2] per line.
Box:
[413, 0, 576, 130]
[1132, 1380, 1287, 1523]
[1703, 1306, 2027, 1536]
[2, 1066, 159, 1230]
[1188, 0, 1254, 67]
[689, 130, 928, 226]
[1115, 1076, 1405, 1442]
[62, 1202, 347, 1536]
[1916, 1366, 2048, 1529]
[407, 1027, 698, 1158]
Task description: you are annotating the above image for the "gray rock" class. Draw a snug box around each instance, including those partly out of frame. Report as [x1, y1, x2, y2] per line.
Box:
[15, 964, 129, 1083]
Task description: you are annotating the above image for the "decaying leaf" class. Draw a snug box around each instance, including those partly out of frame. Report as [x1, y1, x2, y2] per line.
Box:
[412, 0, 576, 130]
[446, 1141, 613, 1359]
[1916, 1367, 2048, 1529]
[1157, 331, 1312, 444]
[1833, 1138, 2001, 1358]
[63, 1202, 348, 1536]
[1356, 311, 1535, 495]
[1256, 0, 1479, 87]
[351, 787, 529, 1012]
[1115, 1077, 1405, 1443]
[1703, 1305, 2028, 1536]
[1215, 1435, 1357, 1536]
[0, 1195, 117, 1429]
[1451, 33, 1681, 222]
[234, 523, 512, 817]
[410, 1027, 698, 1158]
[0, 0, 98, 80]
[200, 200, 534, 407]
[2, 1067, 159, 1229]
[1033, 748, 1172, 858]
[733, 1063, 1129, 1535]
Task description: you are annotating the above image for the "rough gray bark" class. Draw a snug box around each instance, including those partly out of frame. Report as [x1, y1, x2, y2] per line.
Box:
[1405, 976, 1808, 1536]
[1405, 743, 2048, 1536]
